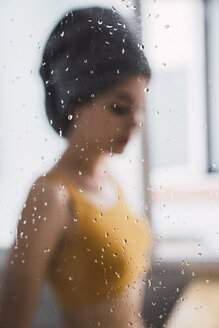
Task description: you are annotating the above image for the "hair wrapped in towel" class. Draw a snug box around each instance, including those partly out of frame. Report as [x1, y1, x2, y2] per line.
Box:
[39, 7, 150, 137]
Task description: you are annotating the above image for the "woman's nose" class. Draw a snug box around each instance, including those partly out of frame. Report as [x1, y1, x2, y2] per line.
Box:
[127, 110, 143, 131]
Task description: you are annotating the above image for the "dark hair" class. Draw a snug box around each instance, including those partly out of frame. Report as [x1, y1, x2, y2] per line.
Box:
[39, 7, 151, 138]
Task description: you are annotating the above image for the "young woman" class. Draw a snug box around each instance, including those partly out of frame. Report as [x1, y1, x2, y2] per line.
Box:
[0, 7, 152, 328]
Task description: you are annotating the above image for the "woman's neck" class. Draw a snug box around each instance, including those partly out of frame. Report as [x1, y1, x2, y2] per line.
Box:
[54, 142, 110, 179]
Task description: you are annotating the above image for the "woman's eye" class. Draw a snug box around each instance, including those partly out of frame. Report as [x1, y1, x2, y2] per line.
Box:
[111, 104, 130, 115]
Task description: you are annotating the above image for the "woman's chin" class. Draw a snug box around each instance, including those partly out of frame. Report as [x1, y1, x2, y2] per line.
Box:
[109, 143, 128, 155]
[100, 141, 128, 155]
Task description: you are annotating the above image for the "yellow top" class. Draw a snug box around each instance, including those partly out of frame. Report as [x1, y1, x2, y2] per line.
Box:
[45, 171, 152, 310]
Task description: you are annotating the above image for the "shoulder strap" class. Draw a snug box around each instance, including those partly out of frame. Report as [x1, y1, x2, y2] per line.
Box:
[45, 171, 87, 223]
[45, 171, 83, 203]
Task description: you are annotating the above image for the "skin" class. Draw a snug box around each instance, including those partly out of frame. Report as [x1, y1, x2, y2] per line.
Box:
[0, 75, 149, 328]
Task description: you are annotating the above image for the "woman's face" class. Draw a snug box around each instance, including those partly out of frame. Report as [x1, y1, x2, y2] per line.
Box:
[71, 75, 148, 154]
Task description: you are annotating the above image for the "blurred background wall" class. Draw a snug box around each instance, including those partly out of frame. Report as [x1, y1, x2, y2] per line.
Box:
[143, 0, 219, 263]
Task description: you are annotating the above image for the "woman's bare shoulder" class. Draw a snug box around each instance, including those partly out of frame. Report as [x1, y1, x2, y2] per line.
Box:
[15, 172, 73, 254]
[34, 170, 70, 200]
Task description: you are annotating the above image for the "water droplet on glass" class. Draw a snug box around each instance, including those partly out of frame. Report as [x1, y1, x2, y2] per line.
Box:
[98, 19, 103, 25]
[68, 114, 73, 120]
[164, 24, 170, 29]
[68, 276, 74, 281]
[148, 279, 152, 287]
[60, 31, 64, 37]
[115, 272, 120, 278]
[43, 247, 50, 253]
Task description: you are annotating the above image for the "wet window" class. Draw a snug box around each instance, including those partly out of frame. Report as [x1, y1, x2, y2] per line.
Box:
[0, 0, 219, 328]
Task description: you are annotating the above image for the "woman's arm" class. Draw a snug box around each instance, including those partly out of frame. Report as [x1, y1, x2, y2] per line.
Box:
[0, 176, 71, 328]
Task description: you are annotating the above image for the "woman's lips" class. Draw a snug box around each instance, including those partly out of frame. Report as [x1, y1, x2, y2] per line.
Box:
[118, 136, 130, 145]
